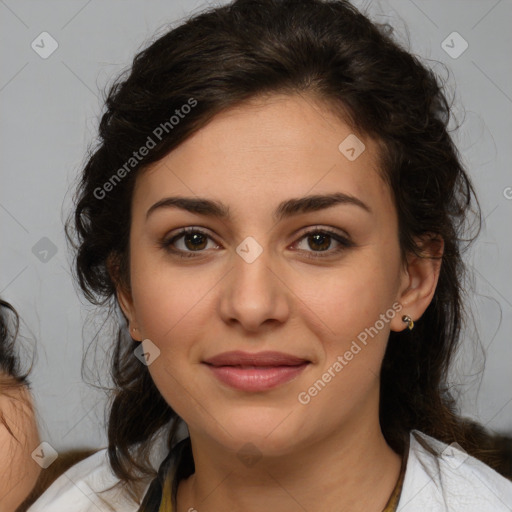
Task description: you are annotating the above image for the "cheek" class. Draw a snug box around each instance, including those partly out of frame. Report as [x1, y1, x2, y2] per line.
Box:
[296, 256, 399, 343]
[293, 252, 401, 411]
[128, 260, 219, 410]
[129, 265, 211, 416]
[129, 249, 216, 342]
[293, 268, 397, 425]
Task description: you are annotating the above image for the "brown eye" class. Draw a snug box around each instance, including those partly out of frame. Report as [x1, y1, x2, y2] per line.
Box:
[181, 232, 208, 251]
[305, 232, 332, 251]
[293, 229, 353, 259]
[160, 228, 219, 258]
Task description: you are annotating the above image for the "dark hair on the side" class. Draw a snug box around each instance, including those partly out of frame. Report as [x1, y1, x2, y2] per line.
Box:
[0, 298, 29, 388]
[0, 298, 32, 436]
[64, 0, 512, 505]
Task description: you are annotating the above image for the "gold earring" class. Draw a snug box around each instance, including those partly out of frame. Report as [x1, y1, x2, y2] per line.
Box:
[402, 315, 414, 330]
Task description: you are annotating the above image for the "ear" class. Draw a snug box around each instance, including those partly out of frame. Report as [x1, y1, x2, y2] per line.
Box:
[390, 235, 444, 332]
[106, 252, 142, 341]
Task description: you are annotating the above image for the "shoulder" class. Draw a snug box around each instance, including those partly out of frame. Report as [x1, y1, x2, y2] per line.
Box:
[26, 448, 151, 512]
[398, 429, 512, 511]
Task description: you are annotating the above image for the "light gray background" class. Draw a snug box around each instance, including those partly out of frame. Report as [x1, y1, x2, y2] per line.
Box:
[1, 0, 511, 452]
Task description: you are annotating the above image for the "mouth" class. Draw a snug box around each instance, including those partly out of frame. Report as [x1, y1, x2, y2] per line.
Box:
[203, 350, 310, 367]
[202, 351, 311, 392]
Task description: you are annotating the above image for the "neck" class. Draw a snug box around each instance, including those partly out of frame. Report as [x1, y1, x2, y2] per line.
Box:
[175, 419, 403, 512]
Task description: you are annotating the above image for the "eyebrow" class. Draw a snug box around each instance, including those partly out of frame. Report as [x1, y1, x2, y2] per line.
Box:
[146, 192, 371, 222]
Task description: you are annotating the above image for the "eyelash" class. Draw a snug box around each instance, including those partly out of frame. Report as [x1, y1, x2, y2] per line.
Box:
[159, 226, 354, 260]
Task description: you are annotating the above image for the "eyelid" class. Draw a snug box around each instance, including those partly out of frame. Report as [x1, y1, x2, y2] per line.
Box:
[293, 224, 351, 241]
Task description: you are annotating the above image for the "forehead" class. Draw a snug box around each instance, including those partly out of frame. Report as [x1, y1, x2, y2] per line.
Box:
[134, 94, 392, 219]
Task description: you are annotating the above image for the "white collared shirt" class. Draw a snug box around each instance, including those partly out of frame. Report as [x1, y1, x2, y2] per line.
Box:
[26, 430, 512, 511]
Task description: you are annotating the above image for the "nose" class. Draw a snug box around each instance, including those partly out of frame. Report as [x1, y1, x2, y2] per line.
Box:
[218, 237, 290, 333]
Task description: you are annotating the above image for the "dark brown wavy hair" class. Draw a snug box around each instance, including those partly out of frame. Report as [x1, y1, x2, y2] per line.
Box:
[0, 297, 36, 477]
[64, 0, 511, 508]
[0, 298, 31, 407]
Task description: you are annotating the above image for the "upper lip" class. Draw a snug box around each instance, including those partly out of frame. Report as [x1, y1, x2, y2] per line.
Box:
[203, 351, 310, 367]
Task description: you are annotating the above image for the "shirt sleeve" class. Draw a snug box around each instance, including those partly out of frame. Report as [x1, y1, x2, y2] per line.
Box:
[25, 449, 148, 512]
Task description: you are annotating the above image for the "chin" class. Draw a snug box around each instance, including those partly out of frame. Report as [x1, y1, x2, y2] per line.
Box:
[208, 408, 305, 456]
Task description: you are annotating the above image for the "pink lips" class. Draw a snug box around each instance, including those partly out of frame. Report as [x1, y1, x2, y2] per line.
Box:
[203, 350, 310, 392]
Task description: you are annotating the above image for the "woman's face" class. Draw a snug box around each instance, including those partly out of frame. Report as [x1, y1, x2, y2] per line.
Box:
[117, 93, 432, 456]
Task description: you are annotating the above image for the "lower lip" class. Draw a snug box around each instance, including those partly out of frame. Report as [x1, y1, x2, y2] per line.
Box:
[204, 363, 309, 392]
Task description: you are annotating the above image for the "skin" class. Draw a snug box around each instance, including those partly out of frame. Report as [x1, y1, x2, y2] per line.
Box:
[115, 93, 442, 512]
[0, 382, 41, 511]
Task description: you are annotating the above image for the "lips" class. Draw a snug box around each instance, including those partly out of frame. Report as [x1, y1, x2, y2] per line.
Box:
[203, 350, 309, 367]
[202, 351, 310, 392]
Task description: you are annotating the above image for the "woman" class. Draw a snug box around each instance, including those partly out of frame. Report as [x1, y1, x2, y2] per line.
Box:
[28, 0, 512, 510]
[0, 299, 41, 511]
